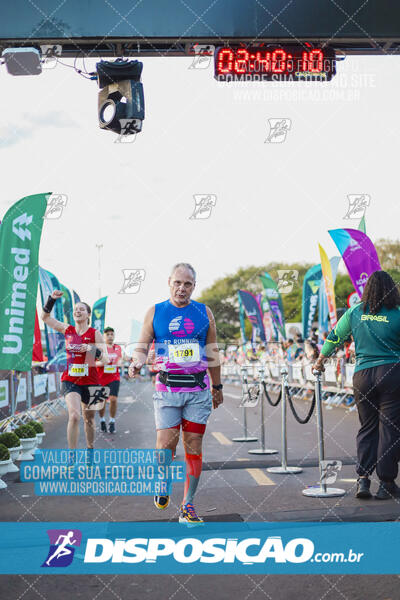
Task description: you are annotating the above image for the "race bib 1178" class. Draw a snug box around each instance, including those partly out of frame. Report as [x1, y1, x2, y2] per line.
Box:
[68, 363, 89, 377]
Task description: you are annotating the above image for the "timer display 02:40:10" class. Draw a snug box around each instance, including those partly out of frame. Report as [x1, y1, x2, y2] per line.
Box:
[215, 48, 335, 79]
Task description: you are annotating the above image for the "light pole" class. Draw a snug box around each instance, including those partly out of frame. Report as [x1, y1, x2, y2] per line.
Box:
[96, 244, 103, 298]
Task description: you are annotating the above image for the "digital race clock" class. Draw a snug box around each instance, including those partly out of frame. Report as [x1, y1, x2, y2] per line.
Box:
[214, 45, 336, 81]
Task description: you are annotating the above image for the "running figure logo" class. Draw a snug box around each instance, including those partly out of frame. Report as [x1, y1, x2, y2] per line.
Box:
[40, 44, 61, 69]
[42, 529, 82, 567]
[320, 460, 342, 485]
[44, 194, 68, 219]
[277, 270, 299, 294]
[119, 269, 146, 294]
[188, 44, 215, 69]
[344, 194, 370, 219]
[114, 119, 138, 143]
[86, 386, 110, 410]
[265, 119, 291, 143]
[189, 195, 217, 220]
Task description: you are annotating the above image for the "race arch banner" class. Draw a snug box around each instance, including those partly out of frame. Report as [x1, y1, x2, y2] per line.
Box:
[0, 193, 48, 371]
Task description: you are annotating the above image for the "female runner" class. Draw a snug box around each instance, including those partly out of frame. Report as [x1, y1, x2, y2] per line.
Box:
[41, 290, 108, 455]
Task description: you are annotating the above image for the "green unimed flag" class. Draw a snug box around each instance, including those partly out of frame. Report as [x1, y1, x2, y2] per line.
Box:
[60, 283, 74, 326]
[0, 193, 48, 370]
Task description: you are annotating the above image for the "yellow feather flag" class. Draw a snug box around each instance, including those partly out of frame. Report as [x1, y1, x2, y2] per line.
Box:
[318, 244, 337, 328]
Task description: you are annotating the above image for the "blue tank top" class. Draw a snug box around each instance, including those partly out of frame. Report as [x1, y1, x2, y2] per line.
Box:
[153, 299, 210, 392]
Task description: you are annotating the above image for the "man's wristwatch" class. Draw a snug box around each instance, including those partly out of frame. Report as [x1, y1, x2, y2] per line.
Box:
[212, 384, 223, 391]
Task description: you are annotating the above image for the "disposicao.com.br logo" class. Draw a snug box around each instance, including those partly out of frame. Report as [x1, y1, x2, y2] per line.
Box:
[77, 536, 362, 566]
[1, 522, 388, 575]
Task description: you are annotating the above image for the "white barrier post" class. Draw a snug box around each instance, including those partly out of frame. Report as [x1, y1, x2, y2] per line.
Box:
[248, 364, 277, 455]
[302, 371, 345, 498]
[10, 371, 16, 419]
[232, 366, 258, 443]
[27, 371, 32, 412]
[267, 366, 302, 474]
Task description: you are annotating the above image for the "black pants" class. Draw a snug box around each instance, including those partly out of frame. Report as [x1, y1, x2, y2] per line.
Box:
[353, 363, 400, 482]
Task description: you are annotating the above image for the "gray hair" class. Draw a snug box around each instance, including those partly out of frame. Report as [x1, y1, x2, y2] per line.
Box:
[170, 263, 196, 281]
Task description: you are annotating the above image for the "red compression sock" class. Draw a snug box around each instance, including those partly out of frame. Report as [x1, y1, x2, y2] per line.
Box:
[183, 453, 202, 505]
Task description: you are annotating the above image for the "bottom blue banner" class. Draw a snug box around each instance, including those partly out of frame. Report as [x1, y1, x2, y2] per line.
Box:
[0, 522, 398, 574]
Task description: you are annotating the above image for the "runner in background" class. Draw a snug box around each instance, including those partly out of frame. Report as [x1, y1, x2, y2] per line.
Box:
[41, 291, 108, 458]
[96, 327, 123, 433]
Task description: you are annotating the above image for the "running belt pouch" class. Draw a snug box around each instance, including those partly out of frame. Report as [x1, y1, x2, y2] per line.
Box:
[159, 371, 207, 389]
[43, 295, 56, 313]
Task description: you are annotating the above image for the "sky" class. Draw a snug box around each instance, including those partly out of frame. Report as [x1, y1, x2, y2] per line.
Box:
[1, 53, 399, 343]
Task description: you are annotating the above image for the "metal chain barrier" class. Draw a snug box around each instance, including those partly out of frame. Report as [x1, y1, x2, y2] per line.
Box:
[286, 384, 316, 425]
[262, 381, 282, 407]
[267, 366, 302, 475]
[222, 357, 356, 412]
[248, 365, 278, 455]
[302, 371, 345, 498]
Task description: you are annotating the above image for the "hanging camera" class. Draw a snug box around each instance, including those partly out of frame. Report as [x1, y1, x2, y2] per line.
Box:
[96, 59, 145, 135]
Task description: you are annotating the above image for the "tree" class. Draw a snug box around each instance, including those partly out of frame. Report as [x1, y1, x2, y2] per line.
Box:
[195, 262, 312, 343]
[375, 238, 400, 271]
[195, 240, 400, 344]
[334, 274, 354, 309]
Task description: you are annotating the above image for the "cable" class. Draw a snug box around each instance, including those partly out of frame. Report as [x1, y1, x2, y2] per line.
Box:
[49, 56, 96, 80]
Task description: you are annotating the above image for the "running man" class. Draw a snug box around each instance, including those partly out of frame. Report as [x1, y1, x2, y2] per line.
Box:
[129, 263, 223, 526]
[46, 531, 77, 566]
[147, 339, 159, 387]
[97, 327, 123, 433]
[41, 291, 108, 458]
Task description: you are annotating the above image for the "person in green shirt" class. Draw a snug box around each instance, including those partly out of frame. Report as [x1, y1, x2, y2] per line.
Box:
[314, 271, 400, 501]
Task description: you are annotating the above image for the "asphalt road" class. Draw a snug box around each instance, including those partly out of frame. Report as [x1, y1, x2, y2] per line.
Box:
[0, 377, 399, 599]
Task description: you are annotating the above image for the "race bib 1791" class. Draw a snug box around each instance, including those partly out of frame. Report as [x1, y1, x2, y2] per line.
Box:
[168, 343, 200, 364]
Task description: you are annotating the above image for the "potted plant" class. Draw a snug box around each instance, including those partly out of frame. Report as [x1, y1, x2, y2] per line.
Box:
[0, 443, 11, 489]
[27, 420, 45, 445]
[0, 432, 21, 473]
[14, 424, 38, 461]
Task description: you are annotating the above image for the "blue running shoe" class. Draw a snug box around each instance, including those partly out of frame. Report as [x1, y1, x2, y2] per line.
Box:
[179, 503, 204, 526]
